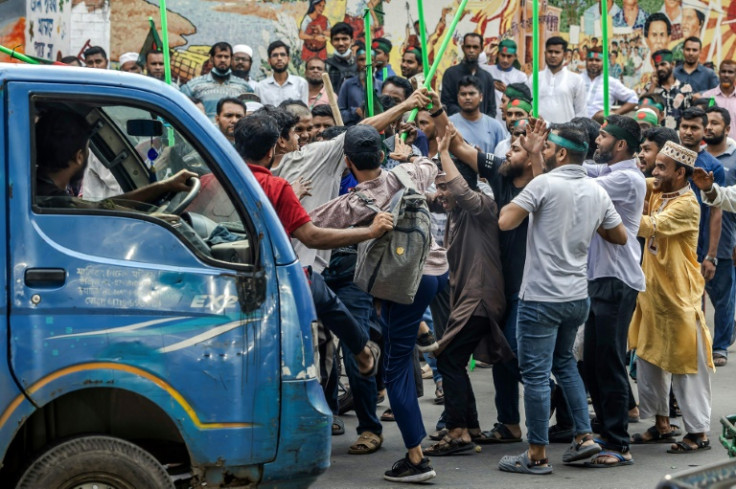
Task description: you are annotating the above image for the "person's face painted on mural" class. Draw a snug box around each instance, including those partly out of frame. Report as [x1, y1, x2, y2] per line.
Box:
[681, 8, 703, 39]
[270, 46, 290, 74]
[646, 21, 670, 54]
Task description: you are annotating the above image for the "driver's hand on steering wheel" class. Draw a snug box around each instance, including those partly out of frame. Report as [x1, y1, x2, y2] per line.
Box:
[162, 170, 198, 193]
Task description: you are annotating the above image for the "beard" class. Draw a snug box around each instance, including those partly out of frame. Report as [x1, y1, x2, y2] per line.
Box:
[593, 147, 614, 163]
[211, 66, 232, 78]
[499, 160, 524, 179]
[307, 77, 322, 86]
[464, 57, 479, 66]
[704, 132, 726, 145]
[656, 69, 671, 85]
[272, 65, 288, 74]
[232, 69, 250, 80]
[543, 154, 557, 173]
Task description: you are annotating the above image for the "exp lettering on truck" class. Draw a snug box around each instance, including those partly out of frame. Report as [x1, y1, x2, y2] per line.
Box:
[0, 63, 330, 488]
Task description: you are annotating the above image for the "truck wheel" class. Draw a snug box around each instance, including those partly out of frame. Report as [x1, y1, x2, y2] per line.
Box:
[16, 435, 175, 489]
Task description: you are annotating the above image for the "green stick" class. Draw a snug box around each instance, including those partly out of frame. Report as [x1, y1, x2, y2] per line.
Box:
[401, 0, 469, 140]
[532, 0, 539, 117]
[416, 0, 430, 78]
[364, 8, 374, 117]
[601, 0, 609, 117]
[0, 45, 39, 64]
[159, 0, 172, 85]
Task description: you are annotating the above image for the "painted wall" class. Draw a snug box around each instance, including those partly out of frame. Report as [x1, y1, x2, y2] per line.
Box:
[1, 0, 735, 96]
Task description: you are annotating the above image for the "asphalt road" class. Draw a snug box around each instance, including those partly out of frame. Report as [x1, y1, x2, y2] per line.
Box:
[313, 304, 735, 489]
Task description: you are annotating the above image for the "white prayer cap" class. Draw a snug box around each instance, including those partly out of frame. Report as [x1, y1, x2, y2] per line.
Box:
[119, 52, 139, 65]
[233, 45, 253, 58]
[246, 101, 263, 113]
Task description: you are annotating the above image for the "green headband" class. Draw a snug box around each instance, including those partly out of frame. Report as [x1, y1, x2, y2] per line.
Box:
[651, 51, 673, 63]
[499, 40, 517, 54]
[371, 40, 391, 54]
[404, 47, 422, 60]
[587, 51, 602, 59]
[505, 85, 528, 101]
[601, 121, 641, 150]
[636, 109, 659, 126]
[508, 98, 532, 113]
[640, 97, 664, 112]
[548, 132, 589, 154]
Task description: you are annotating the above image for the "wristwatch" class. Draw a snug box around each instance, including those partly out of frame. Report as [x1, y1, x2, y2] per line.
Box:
[705, 256, 718, 266]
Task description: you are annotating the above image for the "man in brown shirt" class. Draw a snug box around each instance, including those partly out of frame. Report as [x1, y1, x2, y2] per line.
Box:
[424, 124, 513, 456]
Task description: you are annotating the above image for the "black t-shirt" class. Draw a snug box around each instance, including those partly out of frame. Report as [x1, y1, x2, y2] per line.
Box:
[477, 151, 528, 298]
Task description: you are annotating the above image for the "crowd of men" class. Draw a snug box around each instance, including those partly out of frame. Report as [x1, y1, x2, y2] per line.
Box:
[65, 26, 736, 483]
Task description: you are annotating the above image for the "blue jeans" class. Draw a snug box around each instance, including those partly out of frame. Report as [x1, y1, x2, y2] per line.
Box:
[517, 298, 591, 446]
[382, 272, 449, 449]
[334, 282, 382, 436]
[705, 259, 735, 356]
[493, 294, 521, 425]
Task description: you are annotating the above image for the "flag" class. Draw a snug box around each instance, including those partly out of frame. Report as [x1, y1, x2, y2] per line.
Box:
[139, 18, 164, 62]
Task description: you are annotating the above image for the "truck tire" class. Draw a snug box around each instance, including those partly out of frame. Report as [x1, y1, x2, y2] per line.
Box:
[16, 435, 175, 489]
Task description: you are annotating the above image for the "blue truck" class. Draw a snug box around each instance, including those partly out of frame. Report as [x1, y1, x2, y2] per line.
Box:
[0, 63, 331, 488]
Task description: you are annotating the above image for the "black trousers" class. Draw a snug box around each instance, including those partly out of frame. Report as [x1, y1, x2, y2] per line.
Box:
[436, 316, 486, 430]
[583, 277, 639, 453]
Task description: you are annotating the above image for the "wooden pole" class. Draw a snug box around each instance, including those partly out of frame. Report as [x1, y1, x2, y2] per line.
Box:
[321, 72, 344, 126]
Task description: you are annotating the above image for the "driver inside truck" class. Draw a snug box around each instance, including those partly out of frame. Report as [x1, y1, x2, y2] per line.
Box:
[34, 109, 196, 206]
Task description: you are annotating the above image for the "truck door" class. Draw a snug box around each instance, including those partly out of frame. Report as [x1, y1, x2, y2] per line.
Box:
[5, 83, 281, 465]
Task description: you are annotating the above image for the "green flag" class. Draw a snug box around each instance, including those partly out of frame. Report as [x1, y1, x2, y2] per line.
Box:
[139, 18, 164, 62]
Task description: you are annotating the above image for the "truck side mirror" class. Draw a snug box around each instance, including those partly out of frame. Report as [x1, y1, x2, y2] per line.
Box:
[126, 119, 164, 137]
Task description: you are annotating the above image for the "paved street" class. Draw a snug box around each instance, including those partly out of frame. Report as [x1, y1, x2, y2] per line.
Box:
[314, 306, 735, 489]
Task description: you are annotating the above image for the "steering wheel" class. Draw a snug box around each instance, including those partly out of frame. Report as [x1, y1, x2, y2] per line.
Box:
[161, 176, 201, 215]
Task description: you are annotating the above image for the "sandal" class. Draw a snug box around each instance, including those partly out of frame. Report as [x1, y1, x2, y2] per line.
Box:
[359, 340, 381, 377]
[714, 353, 727, 367]
[631, 425, 678, 444]
[498, 451, 553, 475]
[424, 436, 476, 456]
[475, 423, 522, 444]
[562, 434, 601, 463]
[332, 416, 345, 436]
[348, 431, 383, 454]
[429, 428, 448, 441]
[584, 450, 634, 468]
[380, 408, 395, 422]
[667, 434, 711, 454]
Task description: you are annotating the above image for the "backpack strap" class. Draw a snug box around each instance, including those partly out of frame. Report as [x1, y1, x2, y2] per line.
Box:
[353, 191, 383, 214]
[390, 165, 418, 192]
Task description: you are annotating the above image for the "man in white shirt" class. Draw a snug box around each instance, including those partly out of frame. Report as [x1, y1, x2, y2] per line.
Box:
[531, 37, 587, 124]
[582, 47, 638, 120]
[256, 40, 309, 106]
[482, 39, 528, 121]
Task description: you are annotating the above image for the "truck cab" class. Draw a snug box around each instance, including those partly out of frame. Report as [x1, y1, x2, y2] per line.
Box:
[0, 63, 330, 488]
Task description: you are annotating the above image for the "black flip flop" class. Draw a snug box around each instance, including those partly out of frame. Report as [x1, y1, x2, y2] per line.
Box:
[424, 436, 476, 456]
[475, 423, 522, 444]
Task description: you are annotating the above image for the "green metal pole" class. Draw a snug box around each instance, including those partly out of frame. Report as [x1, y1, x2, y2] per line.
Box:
[601, 0, 610, 117]
[532, 0, 539, 117]
[417, 0, 430, 78]
[401, 0, 469, 135]
[0, 45, 39, 64]
[364, 9, 374, 117]
[159, 0, 172, 85]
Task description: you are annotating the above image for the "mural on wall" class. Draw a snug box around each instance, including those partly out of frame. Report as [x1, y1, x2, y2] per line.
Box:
[0, 0, 27, 62]
[25, 0, 72, 61]
[2, 0, 735, 96]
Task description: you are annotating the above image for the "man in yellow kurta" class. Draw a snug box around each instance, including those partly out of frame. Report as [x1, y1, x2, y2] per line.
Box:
[629, 140, 715, 453]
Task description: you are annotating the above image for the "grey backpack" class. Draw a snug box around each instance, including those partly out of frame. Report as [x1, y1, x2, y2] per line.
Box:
[353, 166, 432, 304]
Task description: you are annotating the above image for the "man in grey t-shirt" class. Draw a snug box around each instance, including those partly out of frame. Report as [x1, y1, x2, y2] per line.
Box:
[496, 122, 627, 475]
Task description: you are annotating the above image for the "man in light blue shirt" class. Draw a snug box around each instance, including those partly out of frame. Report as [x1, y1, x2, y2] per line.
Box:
[583, 115, 646, 467]
[448, 75, 505, 155]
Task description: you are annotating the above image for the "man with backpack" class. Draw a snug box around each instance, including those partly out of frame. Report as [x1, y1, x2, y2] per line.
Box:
[311, 125, 449, 483]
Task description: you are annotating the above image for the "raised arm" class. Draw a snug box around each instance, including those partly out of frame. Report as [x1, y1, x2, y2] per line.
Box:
[360, 87, 431, 133]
